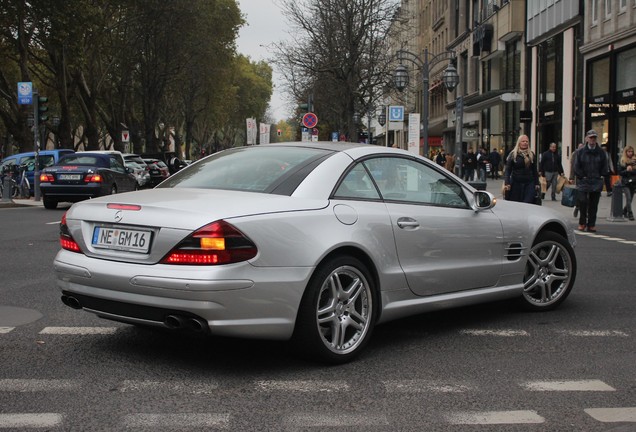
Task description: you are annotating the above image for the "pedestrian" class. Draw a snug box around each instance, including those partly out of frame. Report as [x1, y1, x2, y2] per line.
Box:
[463, 148, 477, 181]
[435, 149, 447, 168]
[489, 147, 501, 180]
[539, 142, 564, 201]
[504, 135, 540, 203]
[601, 144, 615, 197]
[476, 147, 488, 181]
[569, 143, 584, 217]
[617, 145, 636, 220]
[572, 130, 608, 232]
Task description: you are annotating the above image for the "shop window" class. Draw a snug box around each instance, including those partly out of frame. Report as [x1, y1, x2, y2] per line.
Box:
[617, 48, 636, 91]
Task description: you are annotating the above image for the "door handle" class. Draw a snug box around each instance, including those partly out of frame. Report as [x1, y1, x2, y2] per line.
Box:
[397, 217, 419, 229]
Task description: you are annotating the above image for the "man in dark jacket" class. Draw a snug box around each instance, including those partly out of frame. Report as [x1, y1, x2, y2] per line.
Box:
[463, 148, 477, 181]
[573, 130, 608, 232]
[539, 142, 564, 201]
[489, 148, 501, 180]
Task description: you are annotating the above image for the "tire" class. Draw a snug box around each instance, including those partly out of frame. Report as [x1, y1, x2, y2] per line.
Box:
[520, 231, 576, 311]
[110, 185, 117, 195]
[43, 196, 58, 209]
[292, 255, 376, 364]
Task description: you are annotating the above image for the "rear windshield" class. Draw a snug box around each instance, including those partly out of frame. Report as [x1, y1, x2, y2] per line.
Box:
[58, 155, 106, 167]
[157, 146, 332, 193]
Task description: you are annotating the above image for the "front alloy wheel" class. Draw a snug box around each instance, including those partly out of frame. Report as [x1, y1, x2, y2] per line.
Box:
[522, 231, 576, 310]
[293, 256, 375, 364]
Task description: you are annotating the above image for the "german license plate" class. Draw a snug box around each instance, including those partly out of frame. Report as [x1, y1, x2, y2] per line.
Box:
[58, 174, 82, 180]
[92, 226, 151, 253]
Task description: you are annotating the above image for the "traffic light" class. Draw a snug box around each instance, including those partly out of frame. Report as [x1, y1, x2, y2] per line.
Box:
[299, 103, 309, 111]
[38, 96, 49, 122]
[277, 129, 282, 136]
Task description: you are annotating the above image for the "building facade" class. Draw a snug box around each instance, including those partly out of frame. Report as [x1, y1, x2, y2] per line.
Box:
[580, 0, 636, 168]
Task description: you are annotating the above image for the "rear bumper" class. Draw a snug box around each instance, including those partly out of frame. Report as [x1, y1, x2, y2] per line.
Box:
[40, 184, 104, 201]
[53, 250, 312, 340]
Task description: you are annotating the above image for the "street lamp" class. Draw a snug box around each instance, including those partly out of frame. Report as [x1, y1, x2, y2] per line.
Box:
[394, 49, 459, 161]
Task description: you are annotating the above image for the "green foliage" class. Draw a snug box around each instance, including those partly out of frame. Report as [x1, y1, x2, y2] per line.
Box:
[0, 0, 273, 156]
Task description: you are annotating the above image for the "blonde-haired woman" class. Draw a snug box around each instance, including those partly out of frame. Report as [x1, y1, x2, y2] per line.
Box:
[504, 135, 540, 203]
[618, 146, 636, 220]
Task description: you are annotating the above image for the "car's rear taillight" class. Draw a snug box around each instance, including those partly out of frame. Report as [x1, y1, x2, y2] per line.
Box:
[60, 212, 81, 253]
[161, 220, 257, 265]
[40, 173, 54, 182]
[84, 174, 102, 183]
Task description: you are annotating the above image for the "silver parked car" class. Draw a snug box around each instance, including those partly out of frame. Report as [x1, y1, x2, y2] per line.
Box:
[54, 142, 577, 363]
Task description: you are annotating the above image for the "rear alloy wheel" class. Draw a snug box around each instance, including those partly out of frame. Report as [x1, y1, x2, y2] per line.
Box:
[43, 196, 58, 210]
[521, 231, 576, 310]
[293, 255, 375, 364]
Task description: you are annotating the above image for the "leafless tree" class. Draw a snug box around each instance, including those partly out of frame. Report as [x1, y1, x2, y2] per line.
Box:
[273, 0, 399, 141]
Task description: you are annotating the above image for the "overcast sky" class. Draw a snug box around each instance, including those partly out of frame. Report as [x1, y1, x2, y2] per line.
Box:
[236, 0, 292, 122]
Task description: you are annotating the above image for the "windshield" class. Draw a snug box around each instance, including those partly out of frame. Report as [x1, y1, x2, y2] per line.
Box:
[157, 146, 332, 193]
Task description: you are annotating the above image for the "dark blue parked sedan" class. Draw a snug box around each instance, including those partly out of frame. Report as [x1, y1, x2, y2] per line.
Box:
[39, 153, 138, 209]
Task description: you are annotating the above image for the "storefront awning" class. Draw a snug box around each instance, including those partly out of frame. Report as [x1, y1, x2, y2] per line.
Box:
[464, 91, 522, 113]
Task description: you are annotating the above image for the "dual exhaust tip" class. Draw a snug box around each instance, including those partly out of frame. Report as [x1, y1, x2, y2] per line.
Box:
[163, 315, 209, 333]
[60, 295, 208, 333]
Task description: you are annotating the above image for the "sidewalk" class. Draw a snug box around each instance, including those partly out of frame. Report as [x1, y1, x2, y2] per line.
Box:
[0, 197, 44, 208]
[482, 177, 634, 227]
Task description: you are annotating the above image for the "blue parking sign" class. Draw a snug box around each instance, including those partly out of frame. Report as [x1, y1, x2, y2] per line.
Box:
[17, 82, 33, 105]
[389, 105, 404, 122]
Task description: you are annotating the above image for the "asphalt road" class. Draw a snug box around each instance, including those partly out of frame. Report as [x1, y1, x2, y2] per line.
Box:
[1, 200, 635, 431]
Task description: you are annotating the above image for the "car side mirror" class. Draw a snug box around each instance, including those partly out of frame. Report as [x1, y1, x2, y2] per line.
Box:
[473, 190, 496, 211]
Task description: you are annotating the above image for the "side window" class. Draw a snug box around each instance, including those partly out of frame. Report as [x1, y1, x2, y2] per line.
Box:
[333, 163, 381, 200]
[110, 157, 124, 172]
[363, 157, 469, 208]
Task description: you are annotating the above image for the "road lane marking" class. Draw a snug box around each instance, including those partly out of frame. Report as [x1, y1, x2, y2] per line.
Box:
[445, 410, 544, 424]
[283, 413, 389, 427]
[558, 330, 629, 337]
[123, 413, 230, 428]
[0, 327, 14, 334]
[383, 380, 471, 393]
[39, 327, 118, 335]
[460, 329, 529, 337]
[585, 407, 636, 422]
[257, 380, 349, 392]
[522, 380, 615, 391]
[117, 380, 218, 394]
[0, 413, 63, 428]
[0, 379, 81, 392]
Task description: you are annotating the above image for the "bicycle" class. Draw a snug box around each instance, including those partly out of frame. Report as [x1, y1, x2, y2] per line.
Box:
[1, 164, 30, 199]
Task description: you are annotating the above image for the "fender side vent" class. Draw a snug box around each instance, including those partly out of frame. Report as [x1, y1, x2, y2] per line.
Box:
[505, 243, 526, 261]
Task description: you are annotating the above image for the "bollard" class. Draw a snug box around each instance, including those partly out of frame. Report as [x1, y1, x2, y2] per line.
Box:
[607, 183, 626, 222]
[2, 175, 14, 203]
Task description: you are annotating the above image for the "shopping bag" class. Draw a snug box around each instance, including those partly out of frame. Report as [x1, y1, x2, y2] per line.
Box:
[539, 176, 547, 193]
[556, 175, 568, 193]
[561, 186, 577, 207]
[534, 189, 542, 206]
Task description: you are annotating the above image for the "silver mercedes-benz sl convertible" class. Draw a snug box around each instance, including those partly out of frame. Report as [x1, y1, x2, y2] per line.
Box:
[54, 142, 576, 363]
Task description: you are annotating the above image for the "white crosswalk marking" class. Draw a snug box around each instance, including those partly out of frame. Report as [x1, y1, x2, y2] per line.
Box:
[0, 327, 14, 334]
[123, 413, 230, 428]
[585, 407, 636, 422]
[117, 380, 218, 394]
[39, 327, 118, 335]
[383, 380, 471, 393]
[558, 330, 629, 337]
[283, 413, 389, 427]
[522, 380, 615, 392]
[0, 379, 81, 392]
[460, 329, 529, 336]
[446, 410, 544, 424]
[0, 413, 63, 428]
[257, 380, 349, 392]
